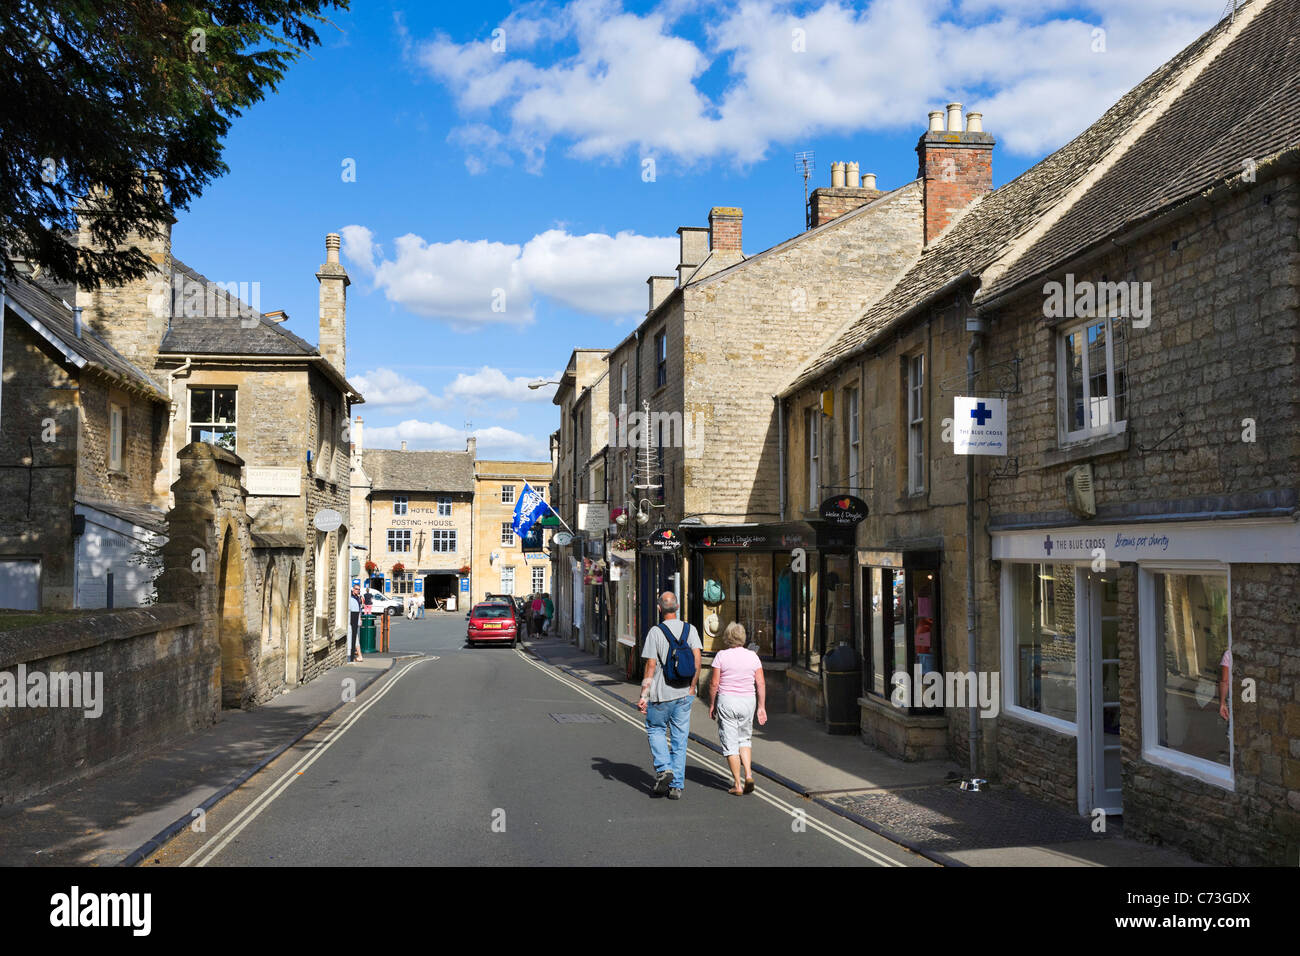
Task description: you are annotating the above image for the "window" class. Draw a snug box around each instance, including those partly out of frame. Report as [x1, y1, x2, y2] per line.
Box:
[806, 408, 820, 509]
[1058, 317, 1127, 443]
[501, 522, 514, 546]
[500, 567, 515, 595]
[590, 462, 605, 502]
[430, 530, 457, 552]
[437, 496, 452, 517]
[1141, 569, 1231, 782]
[314, 531, 329, 632]
[109, 401, 125, 472]
[620, 362, 628, 420]
[393, 495, 408, 516]
[391, 570, 414, 595]
[655, 330, 667, 388]
[190, 387, 236, 451]
[1007, 562, 1078, 723]
[907, 354, 925, 495]
[387, 529, 411, 553]
[532, 567, 545, 592]
[847, 387, 860, 495]
[501, 484, 515, 504]
[316, 401, 333, 479]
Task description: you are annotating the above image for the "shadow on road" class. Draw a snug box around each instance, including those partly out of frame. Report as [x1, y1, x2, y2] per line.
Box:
[591, 756, 732, 796]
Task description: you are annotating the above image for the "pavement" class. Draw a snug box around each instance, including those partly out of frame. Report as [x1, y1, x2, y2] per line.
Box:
[0, 612, 1203, 866]
[523, 633, 1204, 867]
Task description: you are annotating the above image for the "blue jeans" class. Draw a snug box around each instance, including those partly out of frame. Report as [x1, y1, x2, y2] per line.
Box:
[645, 696, 693, 790]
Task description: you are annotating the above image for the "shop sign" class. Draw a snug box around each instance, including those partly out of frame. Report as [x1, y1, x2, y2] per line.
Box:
[694, 528, 812, 551]
[819, 495, 868, 526]
[552, 531, 574, 547]
[646, 527, 682, 552]
[953, 396, 1008, 456]
[313, 509, 342, 533]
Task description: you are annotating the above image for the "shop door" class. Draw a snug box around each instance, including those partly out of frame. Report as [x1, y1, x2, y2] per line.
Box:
[1080, 568, 1123, 815]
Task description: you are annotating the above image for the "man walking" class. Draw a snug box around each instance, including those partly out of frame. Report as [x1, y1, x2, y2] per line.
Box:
[637, 592, 702, 800]
[348, 584, 363, 662]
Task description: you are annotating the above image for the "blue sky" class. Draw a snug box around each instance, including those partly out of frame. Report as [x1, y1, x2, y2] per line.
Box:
[172, 0, 1227, 459]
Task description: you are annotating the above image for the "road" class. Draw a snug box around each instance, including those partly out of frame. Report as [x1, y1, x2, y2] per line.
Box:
[148, 613, 929, 867]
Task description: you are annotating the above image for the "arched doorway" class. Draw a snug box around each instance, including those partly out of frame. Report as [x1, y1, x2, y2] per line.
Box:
[285, 565, 302, 686]
[262, 561, 276, 651]
[216, 525, 250, 708]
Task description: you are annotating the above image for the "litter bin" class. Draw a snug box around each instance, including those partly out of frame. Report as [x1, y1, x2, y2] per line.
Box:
[360, 613, 377, 654]
[822, 642, 861, 735]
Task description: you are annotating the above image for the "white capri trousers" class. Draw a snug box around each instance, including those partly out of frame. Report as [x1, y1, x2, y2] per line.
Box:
[715, 693, 757, 756]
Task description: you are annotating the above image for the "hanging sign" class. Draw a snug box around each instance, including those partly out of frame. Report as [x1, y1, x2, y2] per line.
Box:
[646, 527, 682, 552]
[552, 531, 574, 547]
[953, 397, 1008, 456]
[313, 509, 343, 532]
[819, 495, 869, 526]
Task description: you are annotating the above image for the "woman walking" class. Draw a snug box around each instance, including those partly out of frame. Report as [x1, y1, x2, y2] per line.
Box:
[708, 622, 767, 795]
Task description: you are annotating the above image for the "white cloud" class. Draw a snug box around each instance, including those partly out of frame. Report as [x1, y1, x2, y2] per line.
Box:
[341, 224, 676, 327]
[418, 0, 1226, 167]
[352, 368, 445, 408]
[445, 365, 560, 404]
[367, 419, 550, 459]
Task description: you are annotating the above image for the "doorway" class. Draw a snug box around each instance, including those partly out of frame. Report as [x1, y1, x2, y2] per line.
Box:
[1078, 567, 1122, 816]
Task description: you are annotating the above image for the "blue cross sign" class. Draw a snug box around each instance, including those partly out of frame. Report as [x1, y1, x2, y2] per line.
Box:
[971, 401, 993, 425]
[1044, 535, 1053, 555]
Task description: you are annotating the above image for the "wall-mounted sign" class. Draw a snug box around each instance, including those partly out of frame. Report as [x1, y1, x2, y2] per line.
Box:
[819, 495, 869, 526]
[552, 531, 574, 547]
[953, 396, 1008, 456]
[246, 466, 301, 496]
[313, 509, 343, 533]
[460, 577, 470, 592]
[646, 527, 682, 552]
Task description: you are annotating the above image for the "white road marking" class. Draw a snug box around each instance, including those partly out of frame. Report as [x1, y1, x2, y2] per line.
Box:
[515, 650, 906, 867]
[182, 657, 434, 867]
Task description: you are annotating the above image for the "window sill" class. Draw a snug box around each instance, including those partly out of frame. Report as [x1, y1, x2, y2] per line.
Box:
[1140, 745, 1234, 792]
[894, 493, 930, 512]
[1045, 429, 1129, 467]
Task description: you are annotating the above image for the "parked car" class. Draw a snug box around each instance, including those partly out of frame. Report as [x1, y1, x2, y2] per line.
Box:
[466, 602, 519, 648]
[363, 588, 403, 616]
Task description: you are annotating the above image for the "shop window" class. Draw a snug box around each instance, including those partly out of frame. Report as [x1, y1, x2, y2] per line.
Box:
[1141, 569, 1231, 783]
[1057, 316, 1127, 444]
[1006, 563, 1078, 723]
[863, 560, 941, 711]
[694, 551, 796, 660]
[816, 554, 854, 673]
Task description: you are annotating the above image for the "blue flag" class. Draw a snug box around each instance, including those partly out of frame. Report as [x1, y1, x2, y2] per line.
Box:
[512, 482, 550, 540]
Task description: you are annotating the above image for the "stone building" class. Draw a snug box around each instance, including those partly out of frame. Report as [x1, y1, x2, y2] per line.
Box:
[599, 182, 924, 685]
[548, 348, 608, 648]
[0, 273, 169, 610]
[58, 216, 365, 703]
[353, 439, 476, 606]
[780, 0, 1300, 865]
[471, 460, 551, 609]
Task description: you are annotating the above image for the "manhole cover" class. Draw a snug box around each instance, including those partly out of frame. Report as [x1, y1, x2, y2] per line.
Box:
[388, 713, 433, 720]
[549, 713, 612, 724]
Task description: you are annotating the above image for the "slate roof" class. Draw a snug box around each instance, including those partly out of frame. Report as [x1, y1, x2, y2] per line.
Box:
[363, 449, 475, 493]
[2, 274, 167, 400]
[76, 497, 167, 534]
[979, 0, 1300, 304]
[158, 258, 319, 356]
[785, 3, 1259, 394]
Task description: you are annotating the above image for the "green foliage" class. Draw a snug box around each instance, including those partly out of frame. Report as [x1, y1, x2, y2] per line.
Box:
[0, 0, 348, 287]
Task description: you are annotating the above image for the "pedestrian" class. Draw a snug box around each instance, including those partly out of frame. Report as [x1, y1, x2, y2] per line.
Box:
[708, 622, 767, 795]
[637, 591, 702, 800]
[349, 585, 365, 662]
[406, 595, 417, 620]
[530, 593, 545, 637]
[415, 593, 425, 618]
[542, 592, 554, 634]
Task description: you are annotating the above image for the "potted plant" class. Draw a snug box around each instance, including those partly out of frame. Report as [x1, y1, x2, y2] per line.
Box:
[458, 564, 472, 575]
[364, 560, 377, 576]
[391, 561, 406, 577]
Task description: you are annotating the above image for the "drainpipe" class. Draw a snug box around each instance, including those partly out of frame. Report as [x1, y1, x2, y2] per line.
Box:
[775, 395, 786, 522]
[167, 356, 193, 502]
[965, 327, 982, 779]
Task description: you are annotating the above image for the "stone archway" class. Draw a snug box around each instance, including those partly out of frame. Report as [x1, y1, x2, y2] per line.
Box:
[216, 524, 251, 708]
[262, 561, 276, 651]
[285, 564, 302, 686]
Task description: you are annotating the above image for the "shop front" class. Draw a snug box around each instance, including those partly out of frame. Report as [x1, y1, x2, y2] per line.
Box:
[636, 528, 682, 663]
[989, 515, 1300, 864]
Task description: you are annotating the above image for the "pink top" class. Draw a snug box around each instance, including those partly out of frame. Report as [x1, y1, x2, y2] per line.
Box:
[713, 647, 762, 696]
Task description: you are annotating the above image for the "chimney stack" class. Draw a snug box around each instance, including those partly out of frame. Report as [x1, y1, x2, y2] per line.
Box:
[317, 232, 349, 375]
[647, 275, 676, 313]
[916, 105, 994, 244]
[676, 226, 709, 286]
[708, 207, 743, 254]
[400, 440, 407, 452]
[353, 415, 364, 454]
[466, 435, 477, 458]
[807, 160, 883, 228]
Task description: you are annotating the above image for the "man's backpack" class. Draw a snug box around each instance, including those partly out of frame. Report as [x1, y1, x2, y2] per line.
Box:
[658, 621, 697, 685]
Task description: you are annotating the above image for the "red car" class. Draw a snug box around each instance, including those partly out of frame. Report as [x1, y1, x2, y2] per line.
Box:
[467, 602, 519, 648]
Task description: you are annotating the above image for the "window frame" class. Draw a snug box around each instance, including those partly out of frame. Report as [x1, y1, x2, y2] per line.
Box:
[430, 529, 457, 552]
[847, 387, 860, 496]
[500, 566, 515, 595]
[907, 353, 925, 495]
[532, 567, 545, 592]
[387, 528, 411, 553]
[108, 400, 125, 472]
[806, 408, 820, 510]
[998, 561, 1081, 737]
[655, 330, 667, 389]
[436, 496, 452, 517]
[393, 495, 408, 516]
[1137, 562, 1234, 790]
[501, 484, 516, 504]
[1056, 315, 1128, 445]
[189, 386, 238, 453]
[501, 522, 514, 546]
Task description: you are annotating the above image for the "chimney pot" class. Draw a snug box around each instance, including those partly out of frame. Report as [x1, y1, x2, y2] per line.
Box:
[325, 232, 341, 264]
[845, 162, 860, 188]
[946, 102, 963, 131]
[861, 173, 877, 190]
[966, 111, 983, 133]
[400, 440, 407, 452]
[928, 111, 944, 133]
[831, 162, 845, 188]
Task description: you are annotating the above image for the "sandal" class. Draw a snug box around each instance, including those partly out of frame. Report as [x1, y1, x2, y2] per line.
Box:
[743, 778, 755, 794]
[728, 786, 744, 796]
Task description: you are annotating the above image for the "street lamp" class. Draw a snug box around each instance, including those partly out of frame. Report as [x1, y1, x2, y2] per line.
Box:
[528, 379, 561, 390]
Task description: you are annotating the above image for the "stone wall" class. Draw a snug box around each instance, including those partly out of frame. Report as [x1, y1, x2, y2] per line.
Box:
[0, 604, 212, 806]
